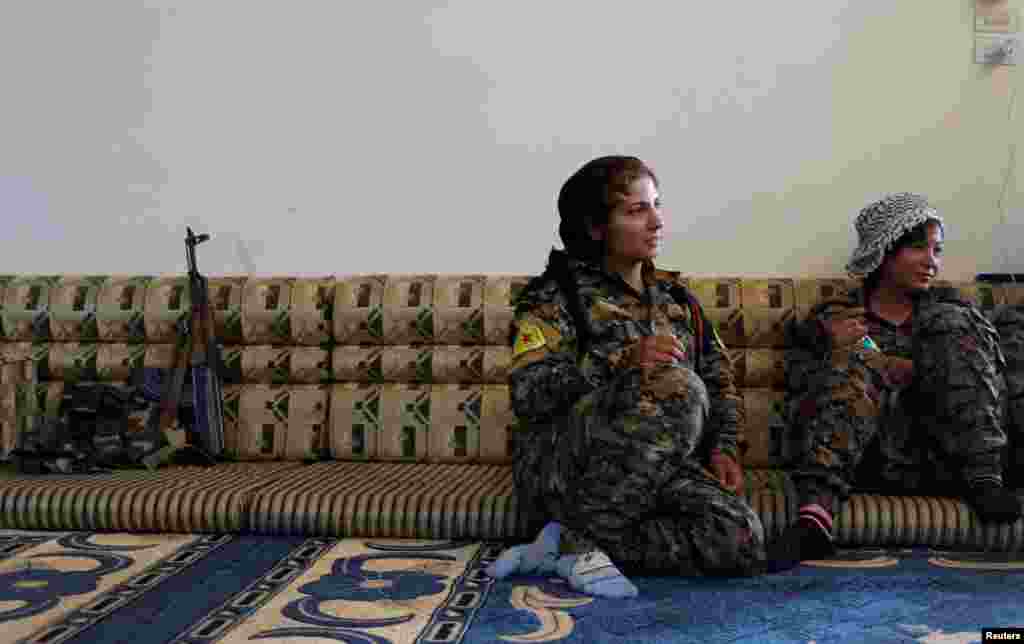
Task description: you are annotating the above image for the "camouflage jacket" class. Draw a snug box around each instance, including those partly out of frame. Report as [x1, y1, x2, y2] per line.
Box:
[508, 249, 744, 459]
[785, 284, 989, 393]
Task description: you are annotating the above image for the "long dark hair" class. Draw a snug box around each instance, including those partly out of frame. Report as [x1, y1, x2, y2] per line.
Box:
[557, 156, 659, 263]
[510, 157, 660, 349]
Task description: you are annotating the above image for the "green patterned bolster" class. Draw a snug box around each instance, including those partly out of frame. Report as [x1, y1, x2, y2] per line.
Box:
[744, 468, 1024, 551]
[0, 462, 303, 534]
[246, 461, 530, 540]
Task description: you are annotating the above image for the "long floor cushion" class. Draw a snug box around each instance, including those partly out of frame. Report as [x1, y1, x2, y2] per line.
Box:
[0, 462, 302, 534]
[1, 463, 1021, 553]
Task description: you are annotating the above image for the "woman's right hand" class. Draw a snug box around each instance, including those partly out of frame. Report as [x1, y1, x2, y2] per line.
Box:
[625, 335, 687, 372]
[821, 307, 868, 348]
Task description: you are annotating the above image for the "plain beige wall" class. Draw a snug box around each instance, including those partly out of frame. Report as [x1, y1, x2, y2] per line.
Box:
[0, 1, 1020, 280]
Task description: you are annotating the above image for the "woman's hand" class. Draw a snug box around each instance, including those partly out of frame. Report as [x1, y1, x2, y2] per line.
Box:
[624, 335, 687, 381]
[822, 307, 868, 348]
[710, 449, 743, 494]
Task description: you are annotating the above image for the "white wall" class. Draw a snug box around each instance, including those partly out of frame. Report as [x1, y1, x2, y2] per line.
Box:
[1, 1, 1021, 279]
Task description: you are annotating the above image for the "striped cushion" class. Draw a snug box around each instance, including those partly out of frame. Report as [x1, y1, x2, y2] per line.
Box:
[741, 470, 1024, 550]
[0, 462, 1021, 550]
[0, 463, 302, 533]
[246, 461, 529, 540]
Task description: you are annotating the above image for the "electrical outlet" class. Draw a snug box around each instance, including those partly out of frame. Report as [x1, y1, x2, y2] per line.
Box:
[975, 33, 1021, 64]
[976, 4, 1020, 33]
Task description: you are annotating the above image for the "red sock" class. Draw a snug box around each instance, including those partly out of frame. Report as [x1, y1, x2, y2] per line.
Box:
[798, 503, 833, 538]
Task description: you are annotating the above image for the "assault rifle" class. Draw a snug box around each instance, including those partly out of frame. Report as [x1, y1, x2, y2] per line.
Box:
[142, 227, 226, 469]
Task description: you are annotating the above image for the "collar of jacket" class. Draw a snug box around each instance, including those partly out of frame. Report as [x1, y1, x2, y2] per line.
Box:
[547, 248, 667, 294]
[851, 282, 954, 309]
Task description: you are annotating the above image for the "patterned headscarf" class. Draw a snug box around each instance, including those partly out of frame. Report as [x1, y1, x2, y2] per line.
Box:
[846, 193, 944, 277]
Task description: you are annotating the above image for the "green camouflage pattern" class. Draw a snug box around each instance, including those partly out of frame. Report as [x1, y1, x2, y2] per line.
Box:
[10, 379, 167, 471]
[990, 303, 1024, 484]
[774, 286, 1015, 507]
[508, 250, 763, 576]
[950, 281, 1002, 312]
[510, 251, 744, 457]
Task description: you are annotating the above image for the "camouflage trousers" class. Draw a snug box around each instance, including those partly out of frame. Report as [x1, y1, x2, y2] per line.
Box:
[779, 302, 1012, 509]
[990, 304, 1024, 487]
[514, 364, 765, 577]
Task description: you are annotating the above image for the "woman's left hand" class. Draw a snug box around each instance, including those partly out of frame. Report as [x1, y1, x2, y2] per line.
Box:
[709, 449, 744, 494]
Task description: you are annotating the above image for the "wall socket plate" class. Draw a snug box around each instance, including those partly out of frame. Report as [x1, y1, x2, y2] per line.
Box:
[976, 4, 1020, 33]
[976, 33, 1021, 64]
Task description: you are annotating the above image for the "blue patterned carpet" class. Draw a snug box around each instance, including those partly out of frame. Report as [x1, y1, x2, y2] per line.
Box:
[1, 530, 1022, 643]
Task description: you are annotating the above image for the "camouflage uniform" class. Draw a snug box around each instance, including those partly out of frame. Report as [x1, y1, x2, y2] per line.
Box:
[509, 250, 765, 577]
[989, 304, 1024, 487]
[776, 285, 1014, 508]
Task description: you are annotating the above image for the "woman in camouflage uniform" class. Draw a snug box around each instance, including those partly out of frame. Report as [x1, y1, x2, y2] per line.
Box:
[486, 156, 766, 596]
[768, 193, 1023, 572]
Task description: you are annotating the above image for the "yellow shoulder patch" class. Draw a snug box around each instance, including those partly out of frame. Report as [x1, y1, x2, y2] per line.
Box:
[513, 319, 547, 357]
